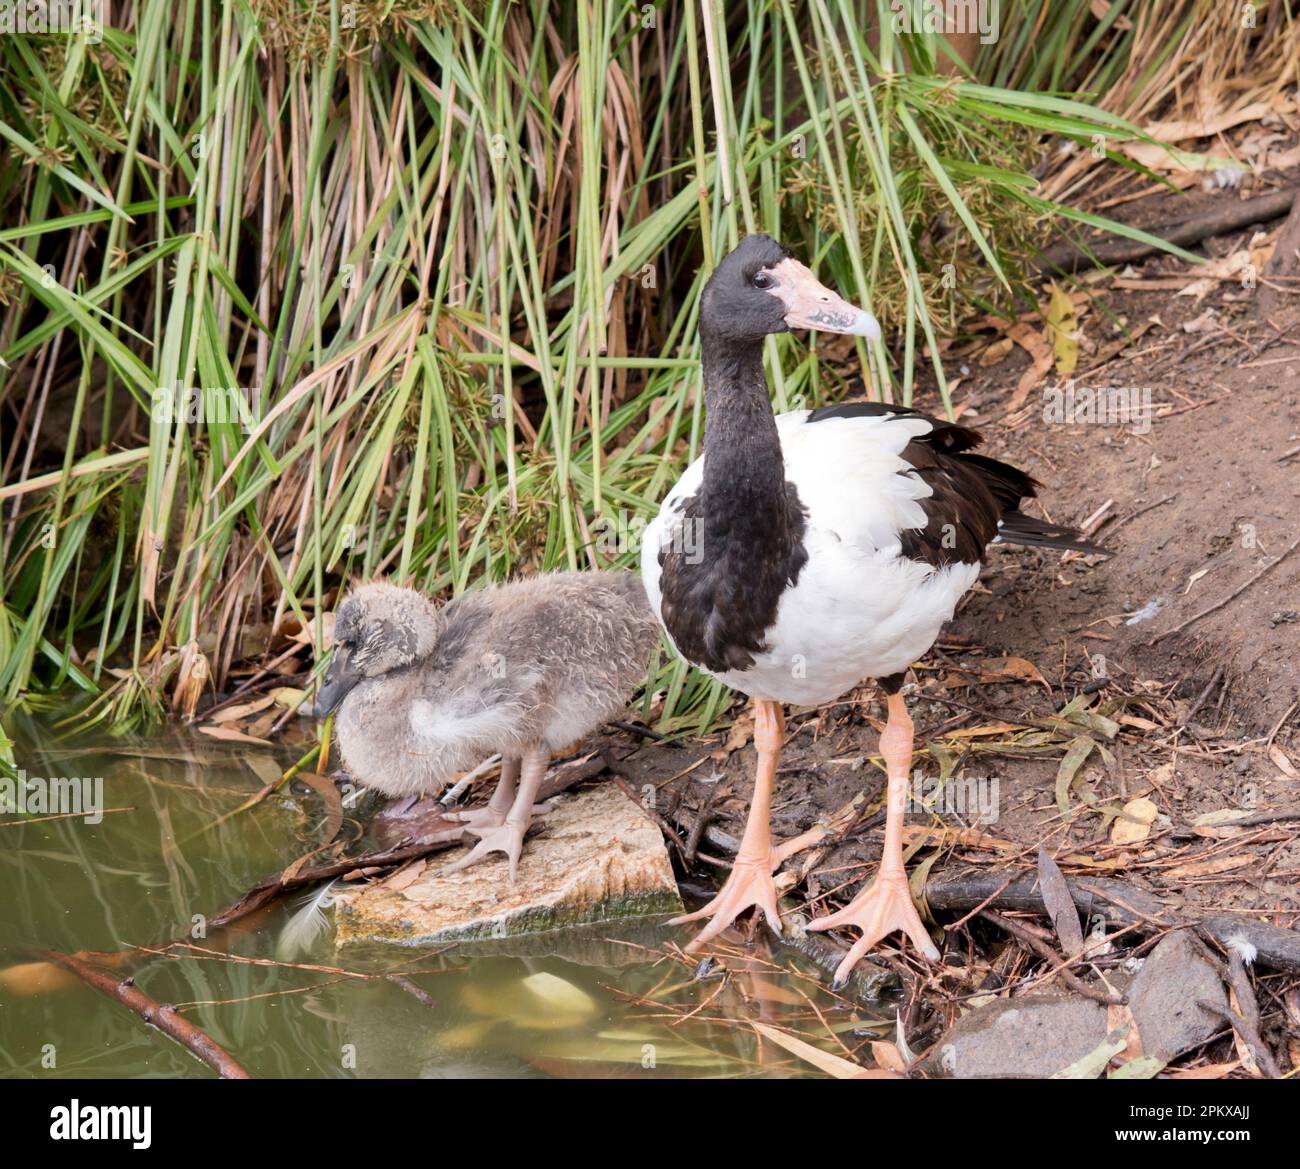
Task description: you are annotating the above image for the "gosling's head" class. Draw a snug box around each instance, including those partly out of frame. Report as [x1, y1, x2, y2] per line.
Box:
[314, 583, 440, 716]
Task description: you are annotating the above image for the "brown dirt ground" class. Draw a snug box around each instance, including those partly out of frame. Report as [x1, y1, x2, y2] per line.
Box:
[618, 192, 1300, 990]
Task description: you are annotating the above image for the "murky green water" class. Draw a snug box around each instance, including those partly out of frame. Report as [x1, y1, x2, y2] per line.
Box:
[1, 720, 889, 1078]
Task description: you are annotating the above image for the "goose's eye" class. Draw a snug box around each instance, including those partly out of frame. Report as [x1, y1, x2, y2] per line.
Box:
[752, 271, 774, 290]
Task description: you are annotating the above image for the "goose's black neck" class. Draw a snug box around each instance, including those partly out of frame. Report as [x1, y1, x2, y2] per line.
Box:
[650, 324, 807, 674]
[699, 330, 786, 511]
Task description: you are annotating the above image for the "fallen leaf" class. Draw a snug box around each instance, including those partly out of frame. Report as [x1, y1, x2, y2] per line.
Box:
[996, 656, 1051, 690]
[1109, 1056, 1166, 1079]
[1038, 844, 1084, 957]
[296, 771, 344, 844]
[752, 1022, 899, 1079]
[939, 721, 1025, 740]
[0, 960, 81, 997]
[1006, 321, 1055, 411]
[1107, 1001, 1145, 1060]
[1145, 103, 1274, 143]
[1268, 744, 1299, 780]
[870, 1040, 908, 1074]
[242, 753, 282, 788]
[382, 859, 427, 891]
[209, 694, 276, 724]
[902, 824, 1017, 852]
[711, 711, 754, 761]
[1192, 808, 1254, 828]
[197, 725, 273, 747]
[521, 972, 598, 1018]
[1111, 796, 1158, 845]
[978, 337, 1014, 366]
[1052, 1027, 1130, 1078]
[1117, 713, 1162, 732]
[1163, 854, 1251, 879]
[1055, 736, 1097, 815]
[1044, 282, 1079, 376]
[1166, 1061, 1241, 1079]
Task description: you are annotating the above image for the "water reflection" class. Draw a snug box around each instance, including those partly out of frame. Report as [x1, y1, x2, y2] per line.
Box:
[0, 717, 890, 1078]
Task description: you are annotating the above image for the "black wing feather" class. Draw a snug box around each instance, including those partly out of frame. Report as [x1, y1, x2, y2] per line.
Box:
[805, 400, 1109, 562]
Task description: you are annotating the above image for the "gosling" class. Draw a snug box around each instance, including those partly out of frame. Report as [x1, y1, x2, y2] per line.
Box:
[315, 572, 658, 880]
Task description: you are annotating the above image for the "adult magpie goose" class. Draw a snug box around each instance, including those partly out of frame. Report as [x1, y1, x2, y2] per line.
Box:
[642, 233, 1105, 984]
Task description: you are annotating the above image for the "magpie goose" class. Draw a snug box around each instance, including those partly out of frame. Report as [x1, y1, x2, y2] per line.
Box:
[641, 234, 1104, 983]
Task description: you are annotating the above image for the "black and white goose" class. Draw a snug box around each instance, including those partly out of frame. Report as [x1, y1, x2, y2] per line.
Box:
[642, 234, 1103, 983]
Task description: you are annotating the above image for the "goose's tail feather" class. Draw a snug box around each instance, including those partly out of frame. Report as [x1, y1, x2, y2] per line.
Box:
[994, 510, 1111, 556]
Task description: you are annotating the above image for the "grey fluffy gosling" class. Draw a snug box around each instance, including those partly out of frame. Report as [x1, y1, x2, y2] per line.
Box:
[315, 571, 658, 879]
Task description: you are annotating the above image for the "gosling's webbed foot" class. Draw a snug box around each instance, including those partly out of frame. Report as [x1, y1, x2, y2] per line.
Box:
[444, 800, 555, 830]
[439, 819, 537, 882]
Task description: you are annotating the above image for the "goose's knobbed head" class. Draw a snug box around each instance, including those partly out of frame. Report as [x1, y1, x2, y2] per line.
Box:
[315, 583, 440, 715]
[701, 233, 881, 344]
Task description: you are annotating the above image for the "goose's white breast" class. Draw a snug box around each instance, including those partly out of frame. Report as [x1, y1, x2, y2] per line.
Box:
[642, 409, 981, 705]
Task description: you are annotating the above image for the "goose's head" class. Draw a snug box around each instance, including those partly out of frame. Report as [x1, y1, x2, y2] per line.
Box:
[700, 233, 880, 343]
[314, 583, 440, 716]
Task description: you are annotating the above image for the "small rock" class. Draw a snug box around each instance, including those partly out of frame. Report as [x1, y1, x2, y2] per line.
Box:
[923, 995, 1107, 1078]
[335, 783, 682, 945]
[1269, 609, 1298, 626]
[922, 930, 1228, 1077]
[1125, 930, 1226, 1062]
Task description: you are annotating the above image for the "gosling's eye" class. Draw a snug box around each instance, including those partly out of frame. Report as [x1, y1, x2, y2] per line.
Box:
[752, 271, 774, 290]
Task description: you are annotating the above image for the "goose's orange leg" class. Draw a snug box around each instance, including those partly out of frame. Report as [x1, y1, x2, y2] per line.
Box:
[670, 700, 824, 949]
[808, 689, 939, 984]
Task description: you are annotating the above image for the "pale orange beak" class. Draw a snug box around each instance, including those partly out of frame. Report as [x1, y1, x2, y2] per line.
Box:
[768, 257, 881, 339]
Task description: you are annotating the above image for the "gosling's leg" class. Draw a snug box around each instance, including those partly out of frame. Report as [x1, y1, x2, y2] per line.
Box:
[807, 687, 939, 984]
[669, 700, 824, 949]
[441, 745, 549, 882]
[445, 757, 554, 829]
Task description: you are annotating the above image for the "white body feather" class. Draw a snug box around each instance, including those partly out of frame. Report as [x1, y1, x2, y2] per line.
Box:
[642, 409, 980, 705]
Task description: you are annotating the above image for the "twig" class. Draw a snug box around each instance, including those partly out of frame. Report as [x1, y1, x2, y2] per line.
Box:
[1036, 187, 1298, 274]
[1184, 664, 1225, 724]
[607, 719, 669, 742]
[385, 974, 437, 1008]
[925, 874, 1300, 974]
[31, 948, 250, 1078]
[942, 872, 1020, 933]
[684, 784, 716, 865]
[1105, 493, 1176, 535]
[1149, 533, 1300, 644]
[0, 806, 134, 828]
[610, 774, 690, 861]
[438, 753, 502, 807]
[1196, 999, 1281, 1078]
[982, 909, 1125, 1005]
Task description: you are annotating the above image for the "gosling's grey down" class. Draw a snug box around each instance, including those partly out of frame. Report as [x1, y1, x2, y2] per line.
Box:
[314, 572, 658, 879]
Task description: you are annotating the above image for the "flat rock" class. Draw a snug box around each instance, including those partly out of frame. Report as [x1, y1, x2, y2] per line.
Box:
[1125, 929, 1226, 1061]
[922, 928, 1229, 1077]
[924, 994, 1108, 1078]
[335, 782, 682, 946]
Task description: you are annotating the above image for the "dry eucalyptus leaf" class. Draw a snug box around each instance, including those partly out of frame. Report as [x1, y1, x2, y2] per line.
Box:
[1111, 796, 1158, 844]
[1038, 844, 1084, 957]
